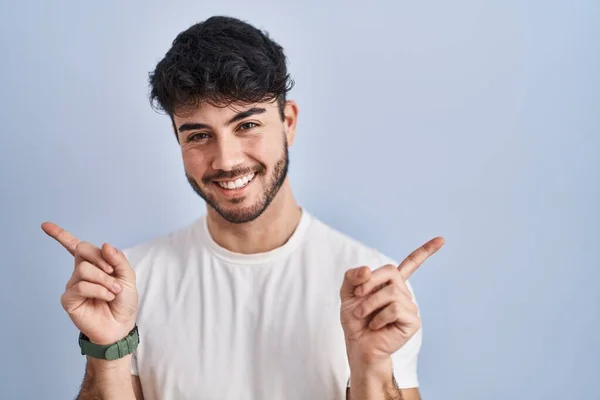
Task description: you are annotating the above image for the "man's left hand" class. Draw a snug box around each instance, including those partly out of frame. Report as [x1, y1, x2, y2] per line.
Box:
[340, 237, 445, 375]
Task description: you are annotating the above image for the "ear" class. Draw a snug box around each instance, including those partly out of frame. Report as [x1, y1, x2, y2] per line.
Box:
[283, 100, 299, 146]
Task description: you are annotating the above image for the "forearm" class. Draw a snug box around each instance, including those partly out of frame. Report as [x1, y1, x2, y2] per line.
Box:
[348, 359, 403, 400]
[77, 356, 135, 400]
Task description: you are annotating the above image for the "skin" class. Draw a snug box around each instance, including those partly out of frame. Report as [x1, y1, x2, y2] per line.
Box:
[40, 223, 143, 399]
[174, 99, 302, 254]
[343, 238, 445, 400]
[42, 98, 442, 399]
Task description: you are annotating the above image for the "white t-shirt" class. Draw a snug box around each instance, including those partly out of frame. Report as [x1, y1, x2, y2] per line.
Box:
[123, 210, 421, 400]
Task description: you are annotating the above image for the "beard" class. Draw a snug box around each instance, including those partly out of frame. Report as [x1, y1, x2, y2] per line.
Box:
[186, 139, 289, 224]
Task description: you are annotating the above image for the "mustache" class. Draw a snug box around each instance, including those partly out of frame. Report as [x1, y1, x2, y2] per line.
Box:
[202, 166, 265, 183]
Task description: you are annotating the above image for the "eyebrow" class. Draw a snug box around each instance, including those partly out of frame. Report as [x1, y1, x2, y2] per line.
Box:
[178, 107, 267, 133]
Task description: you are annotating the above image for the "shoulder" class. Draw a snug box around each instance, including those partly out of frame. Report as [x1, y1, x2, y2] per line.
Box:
[304, 213, 419, 296]
[121, 217, 202, 274]
[305, 213, 397, 269]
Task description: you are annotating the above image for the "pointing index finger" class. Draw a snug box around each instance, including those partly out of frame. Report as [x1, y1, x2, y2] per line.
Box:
[398, 236, 445, 280]
[41, 222, 81, 256]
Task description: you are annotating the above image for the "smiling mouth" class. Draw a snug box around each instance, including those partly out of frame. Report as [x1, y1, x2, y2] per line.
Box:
[214, 172, 256, 190]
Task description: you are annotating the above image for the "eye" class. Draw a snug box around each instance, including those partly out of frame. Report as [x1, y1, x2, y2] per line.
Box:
[238, 122, 258, 130]
[188, 133, 211, 142]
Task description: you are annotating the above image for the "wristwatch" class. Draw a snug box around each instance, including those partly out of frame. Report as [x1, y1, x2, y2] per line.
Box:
[79, 325, 140, 361]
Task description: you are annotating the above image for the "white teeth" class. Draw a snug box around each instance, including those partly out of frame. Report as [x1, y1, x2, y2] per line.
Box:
[217, 173, 255, 190]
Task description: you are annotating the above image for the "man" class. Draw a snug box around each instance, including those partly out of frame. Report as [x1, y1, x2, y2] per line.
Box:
[42, 16, 443, 400]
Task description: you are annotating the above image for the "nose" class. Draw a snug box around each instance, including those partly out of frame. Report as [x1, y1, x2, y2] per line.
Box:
[211, 136, 245, 171]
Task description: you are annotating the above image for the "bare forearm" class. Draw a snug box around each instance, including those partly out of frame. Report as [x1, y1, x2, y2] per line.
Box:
[77, 356, 135, 400]
[347, 358, 404, 400]
[348, 372, 403, 400]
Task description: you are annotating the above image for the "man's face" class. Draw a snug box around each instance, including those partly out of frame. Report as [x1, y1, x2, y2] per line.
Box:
[174, 100, 297, 224]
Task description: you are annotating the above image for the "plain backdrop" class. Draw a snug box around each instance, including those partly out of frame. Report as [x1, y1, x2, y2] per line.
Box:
[1, 1, 598, 399]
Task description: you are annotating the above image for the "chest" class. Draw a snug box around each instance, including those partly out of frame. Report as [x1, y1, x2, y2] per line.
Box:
[135, 260, 350, 399]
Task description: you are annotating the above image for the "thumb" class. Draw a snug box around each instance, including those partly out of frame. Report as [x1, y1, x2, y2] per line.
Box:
[101, 243, 135, 282]
[340, 266, 371, 302]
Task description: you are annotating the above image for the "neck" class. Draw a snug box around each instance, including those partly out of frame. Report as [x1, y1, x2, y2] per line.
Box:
[205, 180, 302, 254]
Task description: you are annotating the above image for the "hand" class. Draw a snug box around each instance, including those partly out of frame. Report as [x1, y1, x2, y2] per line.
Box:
[42, 222, 138, 345]
[340, 237, 444, 371]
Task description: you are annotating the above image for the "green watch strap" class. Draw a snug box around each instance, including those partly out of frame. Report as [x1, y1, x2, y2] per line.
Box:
[79, 325, 140, 361]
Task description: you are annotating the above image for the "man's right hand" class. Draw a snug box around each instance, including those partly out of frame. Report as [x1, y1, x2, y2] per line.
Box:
[42, 222, 138, 346]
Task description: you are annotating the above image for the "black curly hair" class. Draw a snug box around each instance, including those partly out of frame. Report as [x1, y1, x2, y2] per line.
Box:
[149, 16, 294, 122]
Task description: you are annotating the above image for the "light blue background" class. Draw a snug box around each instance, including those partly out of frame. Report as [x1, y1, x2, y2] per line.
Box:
[1, 1, 598, 399]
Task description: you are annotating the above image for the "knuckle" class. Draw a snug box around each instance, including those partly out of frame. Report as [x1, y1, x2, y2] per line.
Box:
[356, 283, 368, 295]
[75, 261, 91, 276]
[68, 238, 80, 251]
[409, 301, 418, 312]
[344, 269, 354, 280]
[60, 292, 67, 307]
[75, 241, 87, 253]
[390, 301, 402, 315]
[72, 281, 84, 295]
[383, 264, 396, 273]
[413, 316, 422, 330]
[73, 264, 84, 278]
[74, 281, 91, 295]
[64, 281, 72, 291]
[360, 299, 371, 314]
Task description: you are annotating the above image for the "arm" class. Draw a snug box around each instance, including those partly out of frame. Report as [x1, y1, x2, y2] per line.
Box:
[347, 388, 420, 400]
[77, 356, 143, 400]
[347, 384, 420, 400]
[346, 362, 421, 400]
[340, 240, 443, 400]
[40, 223, 142, 400]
